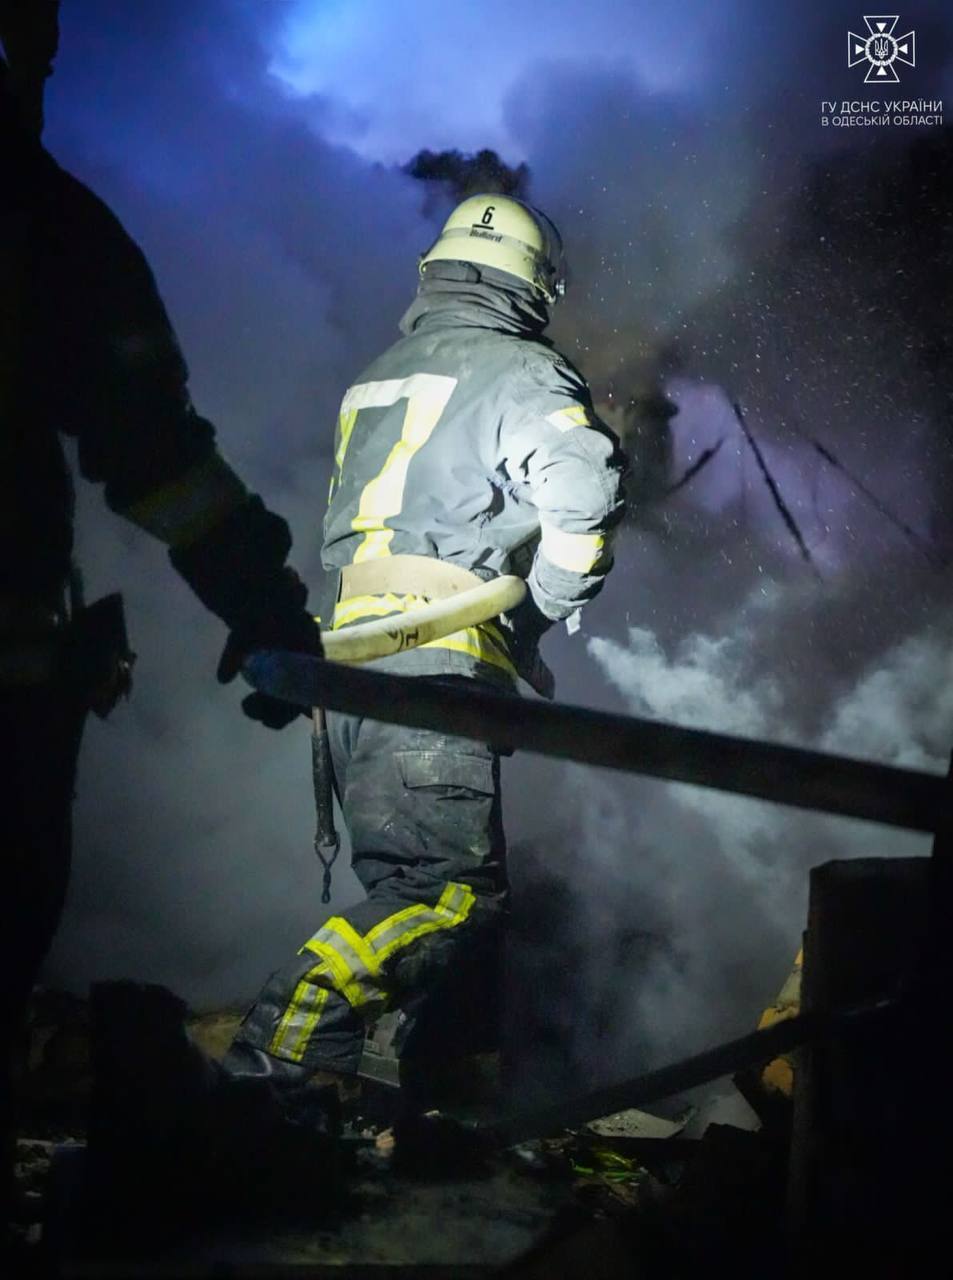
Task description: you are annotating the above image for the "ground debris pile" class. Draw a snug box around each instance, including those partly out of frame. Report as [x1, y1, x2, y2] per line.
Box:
[12, 983, 789, 1277]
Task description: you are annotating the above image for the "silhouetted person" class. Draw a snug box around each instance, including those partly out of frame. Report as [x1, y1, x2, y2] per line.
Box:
[0, 0, 318, 1229]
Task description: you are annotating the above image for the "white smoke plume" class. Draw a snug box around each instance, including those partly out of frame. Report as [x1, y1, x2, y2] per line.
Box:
[507, 595, 941, 1085]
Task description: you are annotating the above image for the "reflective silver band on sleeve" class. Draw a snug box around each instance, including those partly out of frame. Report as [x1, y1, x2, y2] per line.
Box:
[121, 453, 249, 548]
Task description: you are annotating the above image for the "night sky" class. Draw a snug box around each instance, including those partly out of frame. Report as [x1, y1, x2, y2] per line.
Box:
[39, 1, 953, 1093]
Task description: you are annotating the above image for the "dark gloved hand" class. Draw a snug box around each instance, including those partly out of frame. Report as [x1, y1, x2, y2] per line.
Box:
[217, 568, 321, 729]
[506, 594, 556, 699]
[236, 688, 305, 731]
[169, 497, 319, 727]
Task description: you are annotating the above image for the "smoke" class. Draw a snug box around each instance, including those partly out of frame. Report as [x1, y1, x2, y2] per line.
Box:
[505, 594, 940, 1097]
[405, 148, 530, 201]
[589, 624, 785, 739]
[822, 627, 953, 768]
[37, 2, 953, 1099]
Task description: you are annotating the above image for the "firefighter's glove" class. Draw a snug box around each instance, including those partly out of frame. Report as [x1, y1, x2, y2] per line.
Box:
[217, 572, 321, 730]
[169, 495, 319, 726]
[506, 595, 556, 700]
[239, 688, 305, 731]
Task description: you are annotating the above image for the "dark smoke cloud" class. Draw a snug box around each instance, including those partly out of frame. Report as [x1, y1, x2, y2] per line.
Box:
[405, 147, 530, 201]
[38, 2, 953, 1100]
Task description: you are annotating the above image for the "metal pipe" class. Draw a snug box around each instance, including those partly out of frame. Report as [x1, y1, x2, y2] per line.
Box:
[243, 652, 947, 834]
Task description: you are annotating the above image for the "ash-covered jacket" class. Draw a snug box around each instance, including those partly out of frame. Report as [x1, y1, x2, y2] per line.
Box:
[321, 269, 627, 691]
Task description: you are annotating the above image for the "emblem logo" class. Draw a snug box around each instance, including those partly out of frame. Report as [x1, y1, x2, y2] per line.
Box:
[848, 16, 916, 83]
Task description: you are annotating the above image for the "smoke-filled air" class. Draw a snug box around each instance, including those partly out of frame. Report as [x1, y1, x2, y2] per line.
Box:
[43, 0, 953, 1098]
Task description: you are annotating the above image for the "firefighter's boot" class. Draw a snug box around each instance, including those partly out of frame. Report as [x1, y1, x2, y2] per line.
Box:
[222, 1039, 359, 1116]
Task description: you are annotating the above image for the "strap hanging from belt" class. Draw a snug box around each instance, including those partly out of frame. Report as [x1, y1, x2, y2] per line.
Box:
[311, 706, 340, 904]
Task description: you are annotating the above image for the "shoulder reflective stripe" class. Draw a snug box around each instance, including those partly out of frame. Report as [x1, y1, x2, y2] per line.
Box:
[268, 967, 331, 1061]
[365, 881, 476, 964]
[348, 374, 458, 563]
[303, 916, 383, 1010]
[540, 523, 608, 574]
[329, 405, 360, 502]
[336, 405, 360, 469]
[546, 404, 592, 432]
[122, 453, 248, 548]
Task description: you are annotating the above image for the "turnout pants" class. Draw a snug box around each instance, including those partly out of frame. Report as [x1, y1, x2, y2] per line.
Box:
[231, 693, 508, 1076]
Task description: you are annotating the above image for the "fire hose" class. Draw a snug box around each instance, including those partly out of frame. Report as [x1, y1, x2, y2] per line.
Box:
[310, 574, 527, 900]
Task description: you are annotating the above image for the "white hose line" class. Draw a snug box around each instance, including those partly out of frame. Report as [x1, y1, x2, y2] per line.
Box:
[320, 574, 526, 666]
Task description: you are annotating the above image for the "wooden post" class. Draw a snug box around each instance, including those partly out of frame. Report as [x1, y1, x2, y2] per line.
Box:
[786, 855, 941, 1274]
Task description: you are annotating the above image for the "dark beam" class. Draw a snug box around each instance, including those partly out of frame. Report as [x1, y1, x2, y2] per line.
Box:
[495, 989, 899, 1145]
[245, 652, 946, 833]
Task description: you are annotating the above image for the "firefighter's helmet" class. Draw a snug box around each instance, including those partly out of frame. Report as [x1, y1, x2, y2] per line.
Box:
[419, 194, 566, 303]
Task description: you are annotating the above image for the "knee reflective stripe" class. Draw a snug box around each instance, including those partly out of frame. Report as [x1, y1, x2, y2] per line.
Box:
[268, 883, 477, 1061]
[303, 916, 383, 1010]
[268, 971, 331, 1062]
[364, 881, 476, 964]
[268, 914, 383, 1059]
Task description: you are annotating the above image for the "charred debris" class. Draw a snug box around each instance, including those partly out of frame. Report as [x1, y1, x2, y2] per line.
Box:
[11, 685, 952, 1276]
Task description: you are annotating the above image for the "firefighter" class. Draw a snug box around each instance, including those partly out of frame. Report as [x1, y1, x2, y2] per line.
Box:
[224, 193, 627, 1096]
[0, 0, 318, 1211]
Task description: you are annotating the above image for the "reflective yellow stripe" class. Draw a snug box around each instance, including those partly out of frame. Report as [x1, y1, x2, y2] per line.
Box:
[332, 592, 516, 677]
[329, 405, 359, 503]
[336, 407, 359, 475]
[365, 882, 476, 964]
[269, 883, 477, 1062]
[303, 916, 383, 1009]
[123, 453, 248, 548]
[363, 901, 433, 949]
[350, 374, 457, 562]
[363, 883, 474, 952]
[303, 940, 368, 1009]
[540, 523, 608, 574]
[332, 592, 420, 627]
[425, 629, 515, 676]
[268, 967, 331, 1061]
[376, 883, 476, 962]
[546, 404, 592, 432]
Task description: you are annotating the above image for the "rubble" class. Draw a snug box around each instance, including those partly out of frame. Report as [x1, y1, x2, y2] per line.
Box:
[12, 985, 795, 1276]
